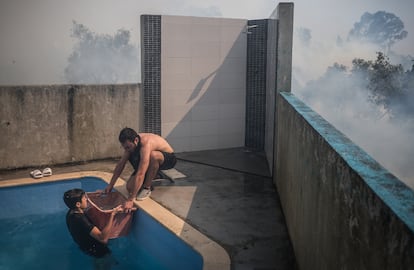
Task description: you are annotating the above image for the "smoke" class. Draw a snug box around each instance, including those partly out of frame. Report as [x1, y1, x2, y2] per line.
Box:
[292, 21, 414, 189]
[64, 21, 139, 84]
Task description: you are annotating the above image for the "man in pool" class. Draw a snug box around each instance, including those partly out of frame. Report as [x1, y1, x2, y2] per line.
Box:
[63, 188, 123, 270]
[103, 127, 177, 211]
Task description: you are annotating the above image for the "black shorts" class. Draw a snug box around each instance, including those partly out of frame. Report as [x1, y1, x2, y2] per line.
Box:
[159, 152, 177, 170]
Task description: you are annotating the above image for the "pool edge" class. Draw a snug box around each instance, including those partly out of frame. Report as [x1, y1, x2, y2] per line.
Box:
[0, 171, 231, 270]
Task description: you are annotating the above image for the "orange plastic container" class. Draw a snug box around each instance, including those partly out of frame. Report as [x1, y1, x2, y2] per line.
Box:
[86, 192, 136, 239]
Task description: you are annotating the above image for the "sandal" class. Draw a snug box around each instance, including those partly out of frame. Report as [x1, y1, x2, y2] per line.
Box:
[42, 167, 52, 177]
[30, 169, 43, 179]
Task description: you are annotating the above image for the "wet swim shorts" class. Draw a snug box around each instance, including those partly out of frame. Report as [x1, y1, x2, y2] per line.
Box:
[159, 152, 177, 170]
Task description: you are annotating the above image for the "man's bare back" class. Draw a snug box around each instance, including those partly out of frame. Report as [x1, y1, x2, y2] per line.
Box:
[138, 133, 174, 154]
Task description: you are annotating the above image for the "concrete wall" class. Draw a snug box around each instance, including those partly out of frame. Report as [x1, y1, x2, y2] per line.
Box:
[275, 92, 414, 270]
[160, 15, 247, 152]
[0, 84, 141, 169]
[265, 3, 294, 175]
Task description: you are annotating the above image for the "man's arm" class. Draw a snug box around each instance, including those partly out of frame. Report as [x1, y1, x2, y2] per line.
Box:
[127, 143, 151, 201]
[104, 151, 129, 193]
[89, 205, 123, 244]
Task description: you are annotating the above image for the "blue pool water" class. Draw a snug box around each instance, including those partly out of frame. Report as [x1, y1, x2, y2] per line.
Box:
[0, 177, 203, 270]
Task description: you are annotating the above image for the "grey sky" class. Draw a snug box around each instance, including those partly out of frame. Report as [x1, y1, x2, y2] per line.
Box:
[1, 0, 413, 84]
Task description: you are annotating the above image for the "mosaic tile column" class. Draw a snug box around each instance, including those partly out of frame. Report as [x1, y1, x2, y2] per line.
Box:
[245, 19, 268, 150]
[140, 15, 161, 134]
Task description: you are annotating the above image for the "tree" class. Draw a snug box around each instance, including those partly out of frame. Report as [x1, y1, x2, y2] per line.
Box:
[65, 21, 138, 84]
[399, 64, 414, 116]
[370, 52, 403, 104]
[302, 52, 413, 120]
[352, 52, 404, 116]
[348, 11, 408, 52]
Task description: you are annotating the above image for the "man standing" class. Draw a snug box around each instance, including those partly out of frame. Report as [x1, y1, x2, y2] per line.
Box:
[104, 127, 176, 210]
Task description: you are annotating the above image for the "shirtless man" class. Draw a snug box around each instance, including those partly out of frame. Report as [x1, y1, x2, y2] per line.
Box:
[104, 127, 176, 211]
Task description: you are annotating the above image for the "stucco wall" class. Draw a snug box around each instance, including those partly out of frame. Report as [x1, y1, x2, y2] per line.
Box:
[276, 92, 414, 269]
[265, 3, 294, 175]
[0, 84, 141, 169]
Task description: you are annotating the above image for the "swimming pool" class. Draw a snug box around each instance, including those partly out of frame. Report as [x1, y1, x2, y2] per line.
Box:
[0, 172, 229, 270]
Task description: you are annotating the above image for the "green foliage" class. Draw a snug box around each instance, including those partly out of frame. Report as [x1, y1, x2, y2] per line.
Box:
[351, 52, 413, 117]
[303, 52, 414, 120]
[363, 52, 402, 106]
[400, 65, 414, 116]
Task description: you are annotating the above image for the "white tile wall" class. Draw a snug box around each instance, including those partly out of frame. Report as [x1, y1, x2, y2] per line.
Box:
[191, 104, 220, 121]
[163, 58, 192, 75]
[161, 15, 247, 152]
[191, 135, 219, 150]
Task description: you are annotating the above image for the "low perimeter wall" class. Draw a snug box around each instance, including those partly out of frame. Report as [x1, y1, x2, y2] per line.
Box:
[0, 84, 141, 169]
[275, 92, 414, 270]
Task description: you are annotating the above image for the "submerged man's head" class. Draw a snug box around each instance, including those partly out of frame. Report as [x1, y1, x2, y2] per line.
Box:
[63, 188, 86, 210]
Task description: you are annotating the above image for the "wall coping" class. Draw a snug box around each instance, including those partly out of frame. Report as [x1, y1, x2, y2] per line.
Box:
[280, 91, 414, 233]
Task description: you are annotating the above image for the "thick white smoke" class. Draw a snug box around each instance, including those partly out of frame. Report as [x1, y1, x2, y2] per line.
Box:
[292, 26, 414, 190]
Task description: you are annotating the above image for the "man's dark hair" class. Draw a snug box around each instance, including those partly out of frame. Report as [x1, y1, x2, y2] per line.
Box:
[119, 127, 139, 143]
[63, 188, 85, 209]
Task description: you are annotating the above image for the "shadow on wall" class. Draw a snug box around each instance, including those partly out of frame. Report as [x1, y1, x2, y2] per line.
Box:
[161, 16, 248, 152]
[186, 69, 218, 104]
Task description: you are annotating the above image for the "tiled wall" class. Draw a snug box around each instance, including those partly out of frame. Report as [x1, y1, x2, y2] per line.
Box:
[245, 19, 268, 150]
[160, 15, 247, 152]
[141, 5, 292, 155]
[140, 15, 162, 134]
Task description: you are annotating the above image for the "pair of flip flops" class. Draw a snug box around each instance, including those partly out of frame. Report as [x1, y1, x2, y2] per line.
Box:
[30, 168, 52, 179]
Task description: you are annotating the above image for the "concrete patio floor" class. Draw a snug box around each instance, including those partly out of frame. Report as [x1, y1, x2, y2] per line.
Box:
[0, 147, 296, 270]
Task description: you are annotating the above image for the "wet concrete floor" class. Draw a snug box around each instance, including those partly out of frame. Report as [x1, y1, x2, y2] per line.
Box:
[0, 147, 296, 270]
